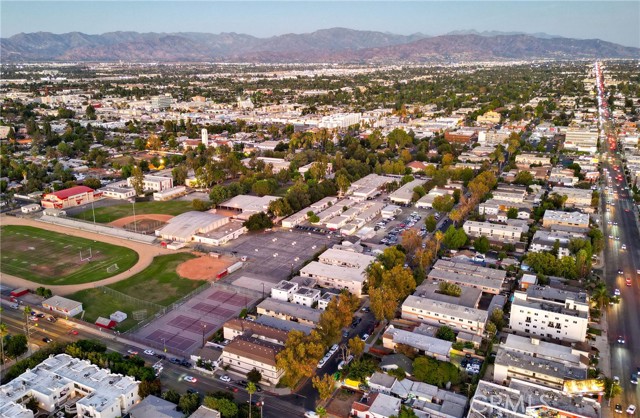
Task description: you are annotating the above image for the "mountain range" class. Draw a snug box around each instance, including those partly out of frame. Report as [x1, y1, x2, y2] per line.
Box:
[1, 28, 638, 63]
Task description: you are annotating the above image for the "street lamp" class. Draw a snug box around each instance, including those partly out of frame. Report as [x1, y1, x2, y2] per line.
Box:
[202, 324, 207, 348]
[161, 338, 166, 353]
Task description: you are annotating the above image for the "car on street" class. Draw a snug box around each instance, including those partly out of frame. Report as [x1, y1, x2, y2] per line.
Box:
[618, 336, 626, 344]
[180, 360, 192, 368]
[626, 277, 632, 286]
[36, 313, 45, 318]
[42, 337, 52, 343]
[360, 333, 370, 342]
[622, 244, 627, 250]
[614, 376, 620, 384]
[47, 316, 56, 322]
[169, 358, 181, 364]
[219, 375, 231, 382]
[631, 374, 638, 385]
[627, 405, 636, 415]
[186, 388, 198, 394]
[329, 344, 339, 354]
[29, 316, 38, 321]
[618, 269, 624, 275]
[616, 404, 623, 414]
[317, 358, 327, 369]
[614, 289, 621, 296]
[127, 349, 138, 355]
[155, 353, 166, 359]
[69, 329, 78, 335]
[144, 349, 155, 356]
[304, 411, 319, 418]
[184, 376, 197, 383]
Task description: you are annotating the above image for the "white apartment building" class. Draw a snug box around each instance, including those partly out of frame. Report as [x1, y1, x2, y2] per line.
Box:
[493, 334, 588, 389]
[389, 179, 427, 205]
[563, 128, 598, 153]
[127, 174, 173, 192]
[317, 292, 338, 310]
[428, 259, 507, 295]
[529, 229, 582, 258]
[256, 298, 321, 326]
[542, 210, 590, 229]
[292, 286, 321, 307]
[298, 248, 375, 297]
[463, 221, 528, 243]
[492, 186, 527, 204]
[0, 354, 140, 418]
[319, 113, 361, 129]
[347, 174, 392, 200]
[509, 286, 590, 343]
[270, 280, 298, 302]
[515, 154, 551, 167]
[401, 295, 488, 336]
[551, 186, 593, 209]
[150, 95, 172, 109]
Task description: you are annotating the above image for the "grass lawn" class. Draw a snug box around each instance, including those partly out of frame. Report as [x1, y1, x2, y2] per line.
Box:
[71, 253, 206, 331]
[71, 200, 193, 223]
[0, 225, 138, 285]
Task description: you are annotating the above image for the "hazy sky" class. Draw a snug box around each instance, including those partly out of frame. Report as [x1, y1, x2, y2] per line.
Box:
[2, 1, 639, 47]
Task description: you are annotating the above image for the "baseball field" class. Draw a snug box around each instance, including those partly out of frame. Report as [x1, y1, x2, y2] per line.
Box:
[0, 225, 139, 285]
[71, 200, 193, 223]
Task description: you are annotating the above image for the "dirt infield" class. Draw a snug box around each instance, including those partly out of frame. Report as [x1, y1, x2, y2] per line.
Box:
[108, 214, 174, 228]
[177, 255, 234, 280]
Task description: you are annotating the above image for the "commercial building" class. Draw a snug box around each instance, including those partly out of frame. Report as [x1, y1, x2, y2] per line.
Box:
[469, 379, 600, 418]
[563, 128, 598, 153]
[509, 286, 590, 343]
[477, 111, 501, 125]
[220, 336, 284, 385]
[157, 211, 229, 243]
[515, 154, 552, 168]
[192, 220, 247, 246]
[41, 186, 102, 209]
[151, 95, 172, 109]
[462, 221, 527, 243]
[401, 295, 488, 336]
[389, 179, 426, 205]
[428, 259, 507, 295]
[347, 174, 393, 200]
[0, 354, 140, 418]
[444, 130, 477, 144]
[42, 295, 84, 317]
[493, 334, 588, 389]
[542, 210, 590, 229]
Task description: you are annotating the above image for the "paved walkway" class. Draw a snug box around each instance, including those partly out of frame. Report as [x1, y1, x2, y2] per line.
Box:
[0, 215, 180, 295]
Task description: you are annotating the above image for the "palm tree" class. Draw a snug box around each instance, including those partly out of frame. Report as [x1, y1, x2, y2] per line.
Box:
[0, 322, 7, 379]
[23, 306, 31, 354]
[591, 284, 610, 310]
[247, 382, 256, 418]
[315, 406, 327, 418]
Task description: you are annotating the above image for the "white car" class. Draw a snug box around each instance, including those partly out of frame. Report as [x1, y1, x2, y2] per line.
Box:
[144, 349, 155, 356]
[621, 244, 627, 250]
[614, 376, 620, 384]
[317, 358, 327, 369]
[304, 411, 319, 418]
[184, 376, 197, 383]
[360, 333, 370, 342]
[219, 375, 231, 382]
[329, 344, 339, 354]
[614, 289, 621, 296]
[627, 405, 636, 415]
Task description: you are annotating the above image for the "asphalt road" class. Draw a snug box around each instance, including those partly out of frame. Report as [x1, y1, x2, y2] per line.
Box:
[597, 62, 639, 413]
[0, 305, 306, 417]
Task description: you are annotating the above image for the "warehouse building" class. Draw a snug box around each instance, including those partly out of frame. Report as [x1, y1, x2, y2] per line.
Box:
[216, 194, 279, 220]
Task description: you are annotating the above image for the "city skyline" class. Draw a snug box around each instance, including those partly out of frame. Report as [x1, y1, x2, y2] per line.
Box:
[1, 1, 639, 48]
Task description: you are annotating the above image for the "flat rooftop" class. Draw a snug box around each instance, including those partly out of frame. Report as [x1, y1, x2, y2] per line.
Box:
[414, 281, 482, 308]
[385, 325, 452, 357]
[511, 297, 588, 318]
[299, 261, 367, 283]
[318, 247, 376, 268]
[526, 285, 589, 304]
[257, 298, 322, 323]
[403, 295, 488, 323]
[428, 269, 505, 292]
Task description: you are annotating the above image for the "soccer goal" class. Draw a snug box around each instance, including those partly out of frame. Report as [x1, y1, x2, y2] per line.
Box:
[106, 263, 119, 274]
[79, 248, 93, 262]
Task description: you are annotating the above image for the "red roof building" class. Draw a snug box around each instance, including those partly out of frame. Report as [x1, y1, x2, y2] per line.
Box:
[41, 186, 102, 209]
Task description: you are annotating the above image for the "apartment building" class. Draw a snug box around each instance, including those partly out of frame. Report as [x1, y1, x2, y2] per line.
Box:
[529, 229, 583, 258]
[347, 174, 391, 200]
[220, 336, 284, 385]
[463, 221, 528, 243]
[477, 111, 501, 125]
[493, 334, 588, 389]
[469, 379, 600, 418]
[317, 292, 338, 310]
[382, 325, 452, 361]
[270, 280, 298, 302]
[0, 354, 140, 418]
[428, 259, 506, 295]
[509, 286, 590, 343]
[256, 298, 321, 326]
[299, 247, 374, 297]
[551, 186, 593, 209]
[492, 186, 527, 204]
[401, 295, 488, 336]
[389, 179, 426, 205]
[222, 318, 288, 345]
[292, 287, 321, 307]
[542, 210, 590, 229]
[515, 153, 552, 168]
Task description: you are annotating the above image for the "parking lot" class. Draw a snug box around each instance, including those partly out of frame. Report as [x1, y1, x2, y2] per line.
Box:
[222, 229, 336, 283]
[363, 204, 438, 246]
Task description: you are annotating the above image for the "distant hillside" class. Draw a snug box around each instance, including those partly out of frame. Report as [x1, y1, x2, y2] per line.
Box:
[1, 28, 637, 62]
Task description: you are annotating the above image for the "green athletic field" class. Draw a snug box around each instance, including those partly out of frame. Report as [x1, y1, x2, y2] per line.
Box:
[71, 200, 193, 223]
[72, 253, 204, 331]
[0, 225, 138, 285]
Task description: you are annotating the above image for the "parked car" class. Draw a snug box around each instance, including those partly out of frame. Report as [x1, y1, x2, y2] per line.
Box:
[219, 375, 231, 382]
[627, 405, 636, 415]
[144, 349, 155, 356]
